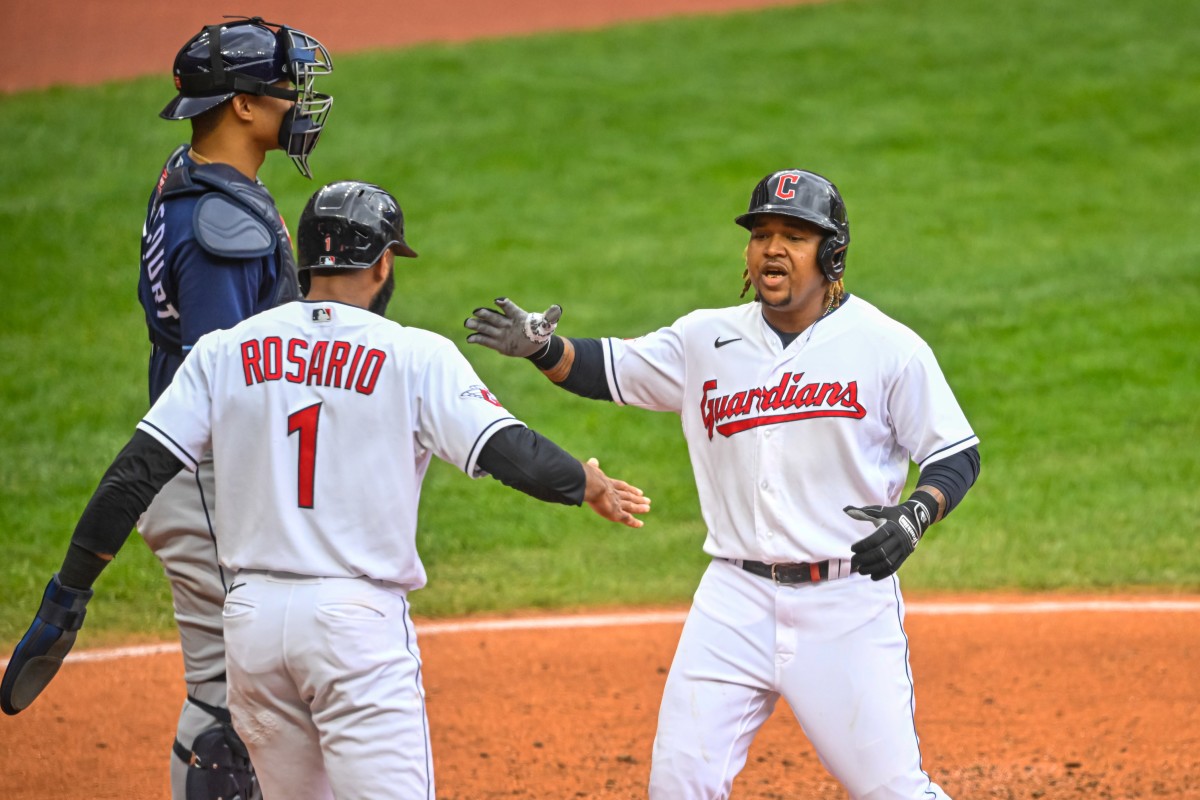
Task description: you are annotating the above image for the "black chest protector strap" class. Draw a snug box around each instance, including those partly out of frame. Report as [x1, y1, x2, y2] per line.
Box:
[159, 160, 302, 307]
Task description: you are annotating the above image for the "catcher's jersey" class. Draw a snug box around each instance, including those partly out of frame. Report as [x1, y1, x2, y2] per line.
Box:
[603, 295, 978, 563]
[138, 300, 522, 589]
[138, 145, 299, 404]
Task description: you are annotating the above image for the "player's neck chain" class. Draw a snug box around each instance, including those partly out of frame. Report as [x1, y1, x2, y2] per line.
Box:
[819, 294, 836, 320]
[188, 148, 214, 165]
[765, 295, 837, 351]
[798, 295, 836, 350]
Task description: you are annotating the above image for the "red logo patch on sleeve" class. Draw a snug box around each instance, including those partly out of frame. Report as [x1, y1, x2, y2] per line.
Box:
[461, 385, 503, 407]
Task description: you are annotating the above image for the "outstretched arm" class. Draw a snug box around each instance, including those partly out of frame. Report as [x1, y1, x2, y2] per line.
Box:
[2, 431, 183, 715]
[477, 426, 649, 528]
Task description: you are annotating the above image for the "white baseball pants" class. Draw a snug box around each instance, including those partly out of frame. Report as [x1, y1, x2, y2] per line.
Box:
[649, 558, 950, 800]
[222, 571, 433, 800]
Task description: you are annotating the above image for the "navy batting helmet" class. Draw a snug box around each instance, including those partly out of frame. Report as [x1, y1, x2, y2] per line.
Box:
[735, 169, 850, 282]
[160, 17, 333, 178]
[297, 181, 418, 271]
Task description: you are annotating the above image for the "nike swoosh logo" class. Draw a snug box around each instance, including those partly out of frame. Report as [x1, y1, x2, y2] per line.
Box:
[714, 337, 742, 349]
[227, 582, 246, 594]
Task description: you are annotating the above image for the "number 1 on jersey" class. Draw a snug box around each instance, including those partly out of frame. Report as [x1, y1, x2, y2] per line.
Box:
[287, 402, 322, 508]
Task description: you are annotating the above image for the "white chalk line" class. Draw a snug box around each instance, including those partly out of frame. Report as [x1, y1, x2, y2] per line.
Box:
[5, 599, 1199, 667]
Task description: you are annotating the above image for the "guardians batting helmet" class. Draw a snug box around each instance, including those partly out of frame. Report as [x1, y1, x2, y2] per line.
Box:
[735, 169, 850, 282]
[297, 181, 418, 271]
[160, 17, 333, 178]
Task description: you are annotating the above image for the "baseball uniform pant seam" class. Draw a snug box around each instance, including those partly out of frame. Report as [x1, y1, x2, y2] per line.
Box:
[400, 595, 434, 800]
[717, 688, 776, 798]
[191, 461, 229, 594]
[888, 575, 941, 800]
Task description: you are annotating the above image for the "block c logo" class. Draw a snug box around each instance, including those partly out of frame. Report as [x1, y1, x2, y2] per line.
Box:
[775, 173, 801, 200]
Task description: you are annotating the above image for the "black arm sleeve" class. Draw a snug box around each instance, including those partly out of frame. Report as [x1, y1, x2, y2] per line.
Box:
[475, 425, 587, 506]
[66, 430, 186, 569]
[528, 336, 612, 400]
[916, 445, 980, 517]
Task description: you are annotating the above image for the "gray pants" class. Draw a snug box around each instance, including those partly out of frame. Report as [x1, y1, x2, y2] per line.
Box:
[138, 457, 231, 799]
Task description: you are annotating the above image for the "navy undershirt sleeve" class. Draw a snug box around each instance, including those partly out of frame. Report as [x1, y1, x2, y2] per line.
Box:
[528, 336, 612, 400]
[66, 431, 186, 575]
[476, 425, 587, 505]
[915, 445, 980, 516]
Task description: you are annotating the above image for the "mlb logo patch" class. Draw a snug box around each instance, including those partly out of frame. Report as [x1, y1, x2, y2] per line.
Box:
[318, 255, 338, 266]
[312, 307, 333, 323]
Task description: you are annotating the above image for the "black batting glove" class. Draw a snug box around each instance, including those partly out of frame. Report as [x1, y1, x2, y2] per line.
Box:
[844, 491, 937, 581]
[1, 574, 93, 715]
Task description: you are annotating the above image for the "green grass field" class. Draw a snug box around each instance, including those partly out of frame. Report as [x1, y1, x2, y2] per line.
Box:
[1, 0, 1198, 643]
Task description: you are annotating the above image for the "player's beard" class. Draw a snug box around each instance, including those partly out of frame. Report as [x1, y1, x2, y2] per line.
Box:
[759, 288, 791, 308]
[369, 270, 395, 317]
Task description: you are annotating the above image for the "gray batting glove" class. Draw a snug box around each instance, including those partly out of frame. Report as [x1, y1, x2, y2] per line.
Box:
[464, 297, 562, 358]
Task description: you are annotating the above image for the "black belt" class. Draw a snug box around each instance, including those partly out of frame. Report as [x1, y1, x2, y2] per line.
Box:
[735, 559, 832, 585]
[149, 330, 184, 358]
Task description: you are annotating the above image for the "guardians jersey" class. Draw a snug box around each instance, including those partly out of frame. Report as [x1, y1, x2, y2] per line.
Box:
[602, 295, 978, 563]
[139, 300, 523, 590]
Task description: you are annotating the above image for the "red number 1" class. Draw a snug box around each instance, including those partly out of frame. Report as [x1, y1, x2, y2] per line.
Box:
[287, 402, 322, 508]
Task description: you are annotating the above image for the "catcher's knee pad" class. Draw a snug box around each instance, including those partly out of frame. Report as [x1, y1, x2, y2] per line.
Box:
[174, 696, 260, 800]
[175, 725, 259, 800]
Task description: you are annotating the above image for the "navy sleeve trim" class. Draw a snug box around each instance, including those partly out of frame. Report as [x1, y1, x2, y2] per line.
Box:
[605, 339, 627, 405]
[463, 416, 521, 474]
[916, 434, 979, 468]
[138, 420, 200, 470]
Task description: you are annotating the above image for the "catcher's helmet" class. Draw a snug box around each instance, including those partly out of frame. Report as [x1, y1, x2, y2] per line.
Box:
[160, 17, 333, 178]
[297, 181, 418, 271]
[735, 169, 850, 282]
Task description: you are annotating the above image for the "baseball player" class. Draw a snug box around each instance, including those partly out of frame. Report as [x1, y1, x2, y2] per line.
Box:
[464, 169, 981, 799]
[0, 180, 651, 799]
[137, 17, 331, 798]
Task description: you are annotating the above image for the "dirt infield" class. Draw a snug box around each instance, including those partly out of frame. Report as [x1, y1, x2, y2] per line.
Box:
[2, 598, 1199, 799]
[1, 0, 811, 93]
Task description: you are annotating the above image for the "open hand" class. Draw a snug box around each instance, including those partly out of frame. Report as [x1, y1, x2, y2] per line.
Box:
[582, 458, 651, 529]
[465, 298, 562, 358]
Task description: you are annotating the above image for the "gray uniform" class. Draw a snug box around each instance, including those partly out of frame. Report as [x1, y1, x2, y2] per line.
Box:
[138, 144, 301, 798]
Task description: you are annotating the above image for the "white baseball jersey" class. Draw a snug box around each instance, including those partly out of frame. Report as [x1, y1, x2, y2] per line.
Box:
[602, 294, 978, 564]
[138, 300, 523, 590]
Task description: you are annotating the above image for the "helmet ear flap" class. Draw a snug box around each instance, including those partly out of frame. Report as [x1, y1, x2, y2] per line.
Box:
[818, 229, 848, 282]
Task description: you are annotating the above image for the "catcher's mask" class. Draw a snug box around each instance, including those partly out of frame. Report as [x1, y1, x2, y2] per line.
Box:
[735, 169, 850, 282]
[160, 16, 333, 178]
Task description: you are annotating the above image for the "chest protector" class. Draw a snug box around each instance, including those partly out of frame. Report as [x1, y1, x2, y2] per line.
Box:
[157, 145, 302, 310]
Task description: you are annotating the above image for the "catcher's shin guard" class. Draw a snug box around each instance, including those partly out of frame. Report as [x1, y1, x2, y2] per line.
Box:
[173, 696, 260, 800]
